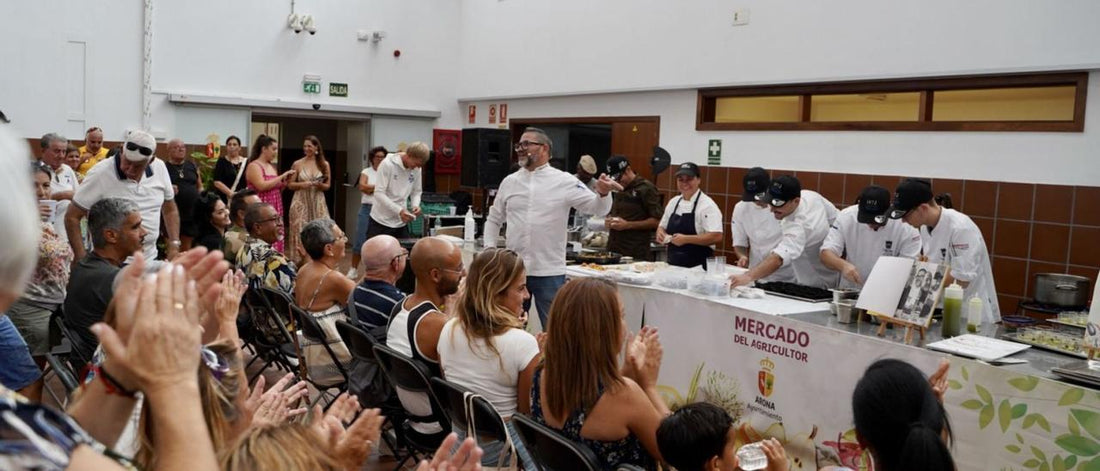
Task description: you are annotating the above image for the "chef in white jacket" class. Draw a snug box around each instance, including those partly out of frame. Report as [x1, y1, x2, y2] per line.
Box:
[889, 178, 1000, 323]
[820, 185, 922, 289]
[730, 175, 839, 289]
[484, 127, 621, 328]
[730, 167, 794, 282]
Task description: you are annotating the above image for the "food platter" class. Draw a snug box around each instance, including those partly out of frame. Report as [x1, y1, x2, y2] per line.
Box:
[1002, 332, 1088, 359]
[575, 251, 622, 265]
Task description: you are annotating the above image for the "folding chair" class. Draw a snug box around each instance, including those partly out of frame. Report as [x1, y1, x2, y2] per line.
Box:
[373, 343, 451, 470]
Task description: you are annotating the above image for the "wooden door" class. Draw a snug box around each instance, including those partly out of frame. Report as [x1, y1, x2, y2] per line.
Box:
[611, 121, 660, 182]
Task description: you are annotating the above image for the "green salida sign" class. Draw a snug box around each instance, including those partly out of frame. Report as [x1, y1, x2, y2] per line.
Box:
[329, 82, 348, 97]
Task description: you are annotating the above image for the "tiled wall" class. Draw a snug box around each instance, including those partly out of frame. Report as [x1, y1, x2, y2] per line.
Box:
[647, 166, 1099, 315]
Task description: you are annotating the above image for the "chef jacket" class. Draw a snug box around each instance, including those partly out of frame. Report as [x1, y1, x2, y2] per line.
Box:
[485, 163, 612, 277]
[731, 201, 794, 282]
[607, 177, 662, 261]
[773, 190, 839, 289]
[821, 206, 922, 290]
[922, 208, 1000, 322]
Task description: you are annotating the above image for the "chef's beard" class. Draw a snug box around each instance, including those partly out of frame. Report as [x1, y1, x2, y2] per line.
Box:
[520, 152, 535, 169]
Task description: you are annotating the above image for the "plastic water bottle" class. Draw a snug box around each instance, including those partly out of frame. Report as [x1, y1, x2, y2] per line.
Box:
[463, 209, 476, 242]
[736, 443, 768, 471]
[967, 296, 983, 333]
[942, 282, 964, 338]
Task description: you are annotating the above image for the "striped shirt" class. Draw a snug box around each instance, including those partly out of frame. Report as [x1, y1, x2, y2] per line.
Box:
[349, 279, 405, 333]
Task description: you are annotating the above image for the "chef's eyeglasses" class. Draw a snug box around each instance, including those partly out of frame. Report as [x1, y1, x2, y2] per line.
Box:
[513, 141, 545, 152]
[125, 141, 154, 157]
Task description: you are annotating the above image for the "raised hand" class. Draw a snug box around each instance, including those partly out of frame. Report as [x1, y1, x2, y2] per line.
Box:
[417, 433, 484, 471]
[248, 373, 309, 429]
[331, 408, 385, 470]
[928, 358, 950, 403]
[93, 264, 202, 395]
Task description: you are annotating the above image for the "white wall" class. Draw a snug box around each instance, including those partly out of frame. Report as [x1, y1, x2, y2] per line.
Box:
[0, 1, 144, 141]
[465, 71, 1100, 186]
[457, 0, 1100, 99]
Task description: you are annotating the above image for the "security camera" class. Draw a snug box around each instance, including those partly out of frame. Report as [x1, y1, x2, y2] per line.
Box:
[288, 13, 303, 33]
[303, 15, 317, 35]
[312, 104, 321, 111]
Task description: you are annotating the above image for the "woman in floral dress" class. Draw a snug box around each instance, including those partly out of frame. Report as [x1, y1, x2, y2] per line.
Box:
[285, 135, 331, 265]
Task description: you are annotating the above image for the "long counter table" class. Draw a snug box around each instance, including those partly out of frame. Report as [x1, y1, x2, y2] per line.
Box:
[583, 271, 1098, 471]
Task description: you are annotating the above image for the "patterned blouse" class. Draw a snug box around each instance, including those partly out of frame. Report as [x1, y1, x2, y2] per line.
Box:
[237, 236, 297, 295]
[21, 222, 74, 308]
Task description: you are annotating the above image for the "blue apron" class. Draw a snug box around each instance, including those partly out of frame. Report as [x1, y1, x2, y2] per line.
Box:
[666, 194, 713, 268]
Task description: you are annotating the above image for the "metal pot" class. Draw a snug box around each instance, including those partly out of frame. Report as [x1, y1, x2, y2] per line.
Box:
[1033, 273, 1091, 307]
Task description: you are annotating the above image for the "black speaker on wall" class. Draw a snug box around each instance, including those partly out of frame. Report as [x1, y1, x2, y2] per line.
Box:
[461, 128, 512, 189]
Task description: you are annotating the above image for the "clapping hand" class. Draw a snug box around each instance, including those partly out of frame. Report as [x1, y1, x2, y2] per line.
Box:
[245, 373, 309, 429]
[625, 326, 663, 388]
[417, 433, 484, 471]
[928, 358, 950, 403]
[92, 263, 203, 396]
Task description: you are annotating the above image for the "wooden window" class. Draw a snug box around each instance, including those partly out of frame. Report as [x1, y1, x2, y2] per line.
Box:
[697, 72, 1087, 132]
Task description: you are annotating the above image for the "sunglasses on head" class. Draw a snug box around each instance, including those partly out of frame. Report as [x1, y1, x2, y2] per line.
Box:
[125, 141, 154, 157]
[201, 346, 231, 381]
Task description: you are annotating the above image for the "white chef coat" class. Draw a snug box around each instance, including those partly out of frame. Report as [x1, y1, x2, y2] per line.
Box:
[371, 153, 423, 229]
[658, 190, 724, 248]
[49, 163, 79, 243]
[772, 190, 839, 289]
[821, 206, 922, 290]
[74, 156, 174, 261]
[484, 163, 612, 277]
[922, 208, 1000, 322]
[731, 200, 794, 282]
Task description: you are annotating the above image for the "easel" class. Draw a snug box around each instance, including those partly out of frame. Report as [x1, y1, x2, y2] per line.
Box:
[868, 311, 927, 345]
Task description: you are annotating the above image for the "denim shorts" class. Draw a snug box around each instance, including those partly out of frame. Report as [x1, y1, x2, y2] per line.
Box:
[0, 315, 43, 390]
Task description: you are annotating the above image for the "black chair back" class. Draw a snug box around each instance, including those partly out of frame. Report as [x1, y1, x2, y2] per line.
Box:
[243, 287, 298, 379]
[335, 319, 376, 362]
[428, 377, 471, 432]
[372, 343, 451, 439]
[512, 413, 602, 471]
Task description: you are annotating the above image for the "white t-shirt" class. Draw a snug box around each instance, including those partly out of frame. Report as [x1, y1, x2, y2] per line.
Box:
[437, 319, 540, 419]
[371, 153, 423, 229]
[922, 208, 1000, 322]
[658, 190, 724, 248]
[731, 200, 794, 282]
[73, 156, 174, 261]
[822, 206, 922, 290]
[773, 190, 838, 289]
[360, 165, 379, 205]
[49, 163, 79, 243]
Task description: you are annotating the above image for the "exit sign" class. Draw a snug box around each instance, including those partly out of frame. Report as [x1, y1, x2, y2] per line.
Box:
[303, 81, 321, 94]
[329, 82, 348, 97]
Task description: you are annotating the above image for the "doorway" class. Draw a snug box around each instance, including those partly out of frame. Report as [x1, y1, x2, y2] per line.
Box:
[509, 116, 660, 182]
[250, 115, 366, 235]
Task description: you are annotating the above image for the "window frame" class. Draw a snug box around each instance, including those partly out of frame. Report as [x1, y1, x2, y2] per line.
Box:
[696, 71, 1088, 132]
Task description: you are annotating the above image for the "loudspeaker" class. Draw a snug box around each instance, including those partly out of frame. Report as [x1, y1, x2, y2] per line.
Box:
[461, 128, 512, 189]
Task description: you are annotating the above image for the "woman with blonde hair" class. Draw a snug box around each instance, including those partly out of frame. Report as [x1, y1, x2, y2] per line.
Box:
[437, 248, 539, 467]
[530, 277, 667, 470]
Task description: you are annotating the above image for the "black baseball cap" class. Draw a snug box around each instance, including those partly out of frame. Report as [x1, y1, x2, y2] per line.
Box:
[675, 162, 700, 178]
[606, 155, 629, 180]
[767, 175, 802, 207]
[889, 178, 934, 219]
[856, 186, 891, 224]
[743, 167, 770, 202]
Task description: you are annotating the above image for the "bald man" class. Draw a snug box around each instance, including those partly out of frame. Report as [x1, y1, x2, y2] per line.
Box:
[386, 237, 464, 375]
[385, 237, 464, 436]
[349, 235, 408, 336]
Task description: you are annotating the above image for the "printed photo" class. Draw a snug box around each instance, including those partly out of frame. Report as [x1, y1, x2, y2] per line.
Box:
[894, 261, 948, 326]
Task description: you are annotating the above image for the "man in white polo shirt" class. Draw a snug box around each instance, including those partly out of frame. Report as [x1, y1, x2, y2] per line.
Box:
[820, 185, 922, 290]
[366, 141, 430, 241]
[889, 178, 1000, 323]
[730, 175, 838, 289]
[65, 130, 180, 262]
[484, 127, 621, 328]
[37, 133, 80, 243]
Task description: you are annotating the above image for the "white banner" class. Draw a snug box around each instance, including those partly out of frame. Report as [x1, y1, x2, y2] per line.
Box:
[616, 283, 1100, 471]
